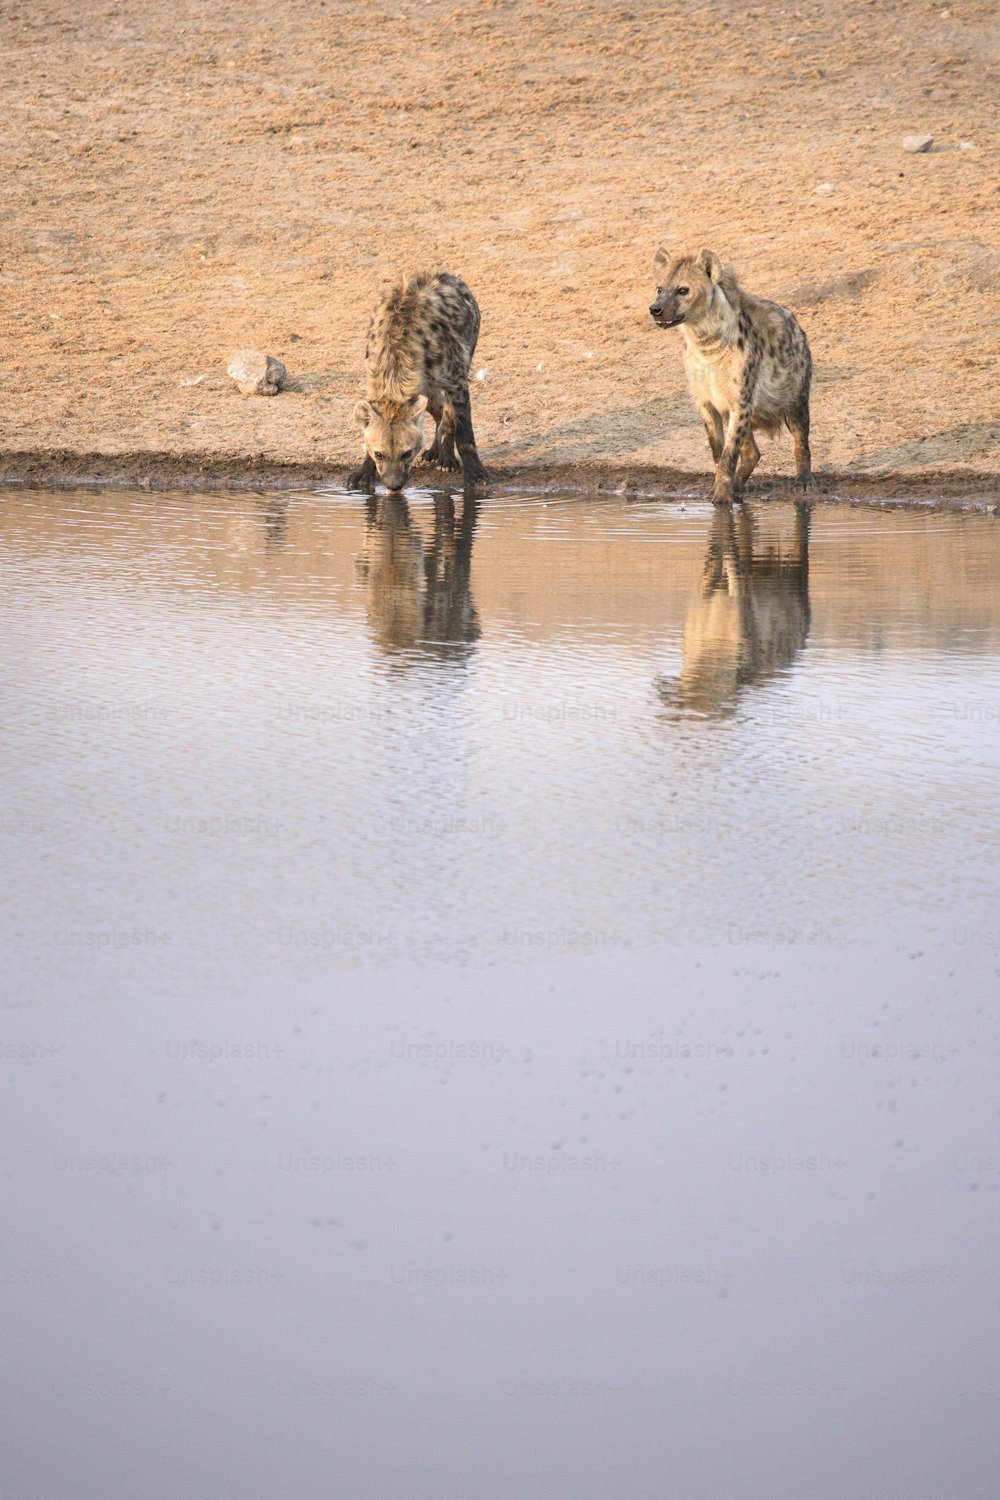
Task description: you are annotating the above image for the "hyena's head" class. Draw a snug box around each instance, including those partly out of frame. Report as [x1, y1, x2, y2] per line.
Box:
[353, 395, 427, 492]
[649, 247, 724, 329]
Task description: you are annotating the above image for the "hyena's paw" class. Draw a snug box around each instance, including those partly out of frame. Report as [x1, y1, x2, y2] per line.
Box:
[462, 458, 491, 487]
[792, 472, 813, 494]
[710, 482, 734, 506]
[421, 444, 441, 465]
[347, 467, 375, 491]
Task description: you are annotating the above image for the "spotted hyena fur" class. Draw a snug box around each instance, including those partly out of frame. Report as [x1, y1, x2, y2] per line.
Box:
[649, 248, 812, 504]
[349, 271, 487, 493]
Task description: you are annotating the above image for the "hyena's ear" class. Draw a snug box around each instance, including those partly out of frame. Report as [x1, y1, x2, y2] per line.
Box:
[652, 246, 670, 273]
[698, 249, 723, 282]
[409, 394, 428, 416]
[353, 400, 374, 427]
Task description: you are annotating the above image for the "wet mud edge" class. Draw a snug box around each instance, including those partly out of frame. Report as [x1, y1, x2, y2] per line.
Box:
[1, 449, 998, 510]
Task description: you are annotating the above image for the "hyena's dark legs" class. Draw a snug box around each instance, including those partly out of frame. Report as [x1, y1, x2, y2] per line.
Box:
[448, 385, 488, 486]
[348, 453, 377, 491]
[436, 399, 459, 471]
[423, 392, 460, 469]
[789, 402, 812, 491]
[422, 395, 445, 464]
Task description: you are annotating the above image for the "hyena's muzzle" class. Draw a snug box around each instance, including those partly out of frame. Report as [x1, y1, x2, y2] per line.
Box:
[649, 288, 685, 328]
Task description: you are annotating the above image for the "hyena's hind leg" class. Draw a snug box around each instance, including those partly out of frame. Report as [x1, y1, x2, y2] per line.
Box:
[448, 384, 488, 486]
[788, 401, 812, 491]
[422, 395, 444, 464]
[436, 398, 460, 472]
[422, 393, 458, 469]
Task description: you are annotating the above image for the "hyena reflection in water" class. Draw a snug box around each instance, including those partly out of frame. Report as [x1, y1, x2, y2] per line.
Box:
[354, 495, 480, 659]
[657, 505, 811, 719]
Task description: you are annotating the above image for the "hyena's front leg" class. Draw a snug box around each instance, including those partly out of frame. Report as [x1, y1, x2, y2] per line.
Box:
[734, 432, 761, 492]
[449, 385, 488, 486]
[711, 406, 750, 505]
[713, 354, 759, 503]
[700, 403, 724, 465]
[347, 453, 377, 491]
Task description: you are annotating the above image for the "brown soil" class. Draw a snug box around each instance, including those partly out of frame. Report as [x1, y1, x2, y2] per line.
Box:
[4, 0, 1000, 495]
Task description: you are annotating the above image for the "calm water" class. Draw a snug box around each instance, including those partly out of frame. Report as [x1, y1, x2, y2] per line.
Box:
[2, 485, 999, 1500]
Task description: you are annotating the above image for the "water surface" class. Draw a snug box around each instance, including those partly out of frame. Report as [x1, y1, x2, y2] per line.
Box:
[2, 487, 999, 1500]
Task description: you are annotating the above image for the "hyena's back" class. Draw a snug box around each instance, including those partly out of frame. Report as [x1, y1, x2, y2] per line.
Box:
[365, 271, 481, 405]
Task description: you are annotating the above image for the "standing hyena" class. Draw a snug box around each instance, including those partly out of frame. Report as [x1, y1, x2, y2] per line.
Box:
[649, 248, 812, 504]
[349, 270, 488, 493]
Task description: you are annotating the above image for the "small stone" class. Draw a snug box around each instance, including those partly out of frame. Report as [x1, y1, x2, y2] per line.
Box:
[902, 134, 934, 154]
[226, 350, 287, 396]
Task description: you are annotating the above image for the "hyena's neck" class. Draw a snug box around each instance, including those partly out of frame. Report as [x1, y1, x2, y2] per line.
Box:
[368, 344, 423, 405]
[684, 284, 742, 354]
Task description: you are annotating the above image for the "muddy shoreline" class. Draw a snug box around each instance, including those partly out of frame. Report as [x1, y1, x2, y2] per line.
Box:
[2, 449, 998, 511]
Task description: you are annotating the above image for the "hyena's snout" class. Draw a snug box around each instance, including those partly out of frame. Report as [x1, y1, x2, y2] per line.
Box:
[379, 459, 411, 493]
[649, 292, 681, 326]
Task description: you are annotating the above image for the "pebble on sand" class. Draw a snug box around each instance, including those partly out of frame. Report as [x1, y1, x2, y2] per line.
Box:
[226, 350, 287, 396]
[902, 133, 934, 154]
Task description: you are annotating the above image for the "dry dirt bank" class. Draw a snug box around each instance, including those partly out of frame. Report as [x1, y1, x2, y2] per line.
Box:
[2, 0, 999, 492]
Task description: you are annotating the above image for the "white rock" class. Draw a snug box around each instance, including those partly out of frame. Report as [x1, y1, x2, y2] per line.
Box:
[814, 182, 834, 194]
[902, 133, 934, 154]
[226, 350, 287, 396]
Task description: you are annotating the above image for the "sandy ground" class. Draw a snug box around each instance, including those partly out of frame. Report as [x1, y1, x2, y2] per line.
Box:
[2, 0, 1000, 495]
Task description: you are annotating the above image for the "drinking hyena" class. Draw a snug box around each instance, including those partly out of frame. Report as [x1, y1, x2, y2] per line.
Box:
[349, 270, 488, 493]
[649, 248, 812, 504]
